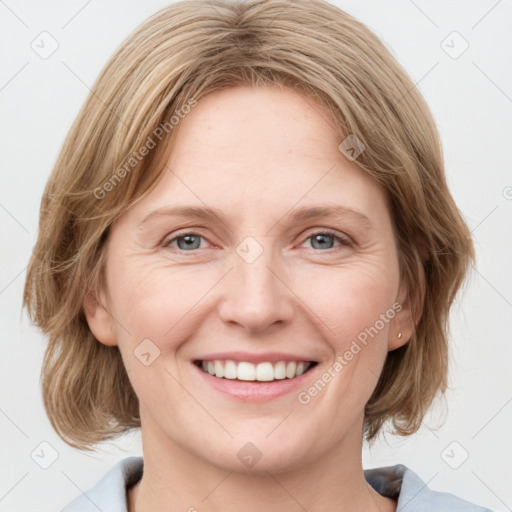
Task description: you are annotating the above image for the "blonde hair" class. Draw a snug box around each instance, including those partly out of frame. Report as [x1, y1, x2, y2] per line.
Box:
[24, 0, 475, 450]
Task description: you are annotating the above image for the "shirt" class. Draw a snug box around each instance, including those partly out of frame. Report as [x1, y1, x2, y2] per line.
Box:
[60, 456, 494, 511]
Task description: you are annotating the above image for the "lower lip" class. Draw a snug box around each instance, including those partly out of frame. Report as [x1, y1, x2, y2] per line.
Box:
[192, 362, 318, 401]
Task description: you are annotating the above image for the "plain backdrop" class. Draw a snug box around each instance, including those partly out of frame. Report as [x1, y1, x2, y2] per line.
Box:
[1, 1, 511, 511]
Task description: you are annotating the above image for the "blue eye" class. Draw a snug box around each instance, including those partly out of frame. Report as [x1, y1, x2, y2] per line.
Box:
[166, 233, 205, 251]
[303, 231, 351, 251]
[163, 230, 352, 253]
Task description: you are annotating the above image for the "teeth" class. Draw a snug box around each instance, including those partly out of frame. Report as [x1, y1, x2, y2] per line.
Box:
[224, 360, 237, 379]
[285, 361, 297, 378]
[274, 361, 287, 379]
[198, 359, 313, 381]
[238, 361, 256, 381]
[214, 360, 224, 378]
[255, 362, 274, 381]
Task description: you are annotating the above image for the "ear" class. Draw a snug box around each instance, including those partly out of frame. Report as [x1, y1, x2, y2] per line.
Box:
[388, 268, 426, 351]
[83, 289, 118, 346]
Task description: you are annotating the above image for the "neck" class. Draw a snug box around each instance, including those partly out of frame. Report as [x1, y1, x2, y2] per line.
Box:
[128, 410, 396, 512]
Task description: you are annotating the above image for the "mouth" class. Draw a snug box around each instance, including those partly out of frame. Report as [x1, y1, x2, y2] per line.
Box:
[193, 359, 319, 382]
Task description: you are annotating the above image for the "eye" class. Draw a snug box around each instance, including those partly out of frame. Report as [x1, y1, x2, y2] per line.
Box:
[301, 230, 352, 251]
[164, 232, 208, 251]
[162, 229, 353, 253]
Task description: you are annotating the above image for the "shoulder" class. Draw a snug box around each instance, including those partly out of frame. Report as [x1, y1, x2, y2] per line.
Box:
[60, 456, 143, 512]
[364, 464, 494, 511]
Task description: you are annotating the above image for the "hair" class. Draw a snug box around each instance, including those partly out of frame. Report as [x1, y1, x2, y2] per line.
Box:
[23, 0, 475, 451]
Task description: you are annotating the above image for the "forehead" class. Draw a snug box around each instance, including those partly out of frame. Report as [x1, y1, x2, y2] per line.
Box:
[119, 85, 391, 230]
[170, 85, 340, 165]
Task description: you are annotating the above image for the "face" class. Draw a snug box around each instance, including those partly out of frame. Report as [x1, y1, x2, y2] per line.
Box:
[86, 85, 413, 474]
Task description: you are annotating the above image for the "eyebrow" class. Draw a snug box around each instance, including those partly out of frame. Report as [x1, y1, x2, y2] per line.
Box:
[137, 204, 374, 231]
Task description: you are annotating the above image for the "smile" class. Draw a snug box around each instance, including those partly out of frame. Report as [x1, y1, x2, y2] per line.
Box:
[194, 359, 318, 381]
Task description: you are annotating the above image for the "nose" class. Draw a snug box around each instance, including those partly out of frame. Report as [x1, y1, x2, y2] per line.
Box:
[217, 237, 295, 334]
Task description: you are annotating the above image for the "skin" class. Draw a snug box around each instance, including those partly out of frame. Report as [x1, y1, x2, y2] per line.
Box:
[85, 85, 419, 512]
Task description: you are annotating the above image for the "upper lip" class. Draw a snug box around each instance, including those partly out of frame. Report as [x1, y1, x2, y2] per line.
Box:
[193, 351, 318, 364]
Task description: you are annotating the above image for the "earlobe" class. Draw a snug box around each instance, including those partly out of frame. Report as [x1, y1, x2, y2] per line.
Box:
[388, 309, 413, 351]
[83, 291, 118, 346]
[388, 272, 425, 351]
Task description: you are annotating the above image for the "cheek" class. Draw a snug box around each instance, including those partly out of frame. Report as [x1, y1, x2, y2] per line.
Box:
[108, 248, 398, 355]
[296, 260, 397, 347]
[109, 259, 210, 343]
[108, 263, 208, 419]
[292, 263, 396, 405]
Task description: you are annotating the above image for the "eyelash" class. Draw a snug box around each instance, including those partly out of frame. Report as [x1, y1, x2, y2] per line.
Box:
[162, 229, 353, 253]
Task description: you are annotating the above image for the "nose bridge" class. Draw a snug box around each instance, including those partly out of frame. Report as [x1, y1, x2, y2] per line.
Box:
[219, 235, 293, 332]
[236, 235, 277, 294]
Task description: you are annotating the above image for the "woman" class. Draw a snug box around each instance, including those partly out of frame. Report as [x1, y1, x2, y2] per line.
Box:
[24, 0, 494, 510]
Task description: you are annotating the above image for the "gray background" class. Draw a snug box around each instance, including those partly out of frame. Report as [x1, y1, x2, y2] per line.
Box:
[1, 1, 511, 510]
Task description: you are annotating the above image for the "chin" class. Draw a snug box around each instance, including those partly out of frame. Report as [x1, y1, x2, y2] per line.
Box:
[200, 434, 320, 476]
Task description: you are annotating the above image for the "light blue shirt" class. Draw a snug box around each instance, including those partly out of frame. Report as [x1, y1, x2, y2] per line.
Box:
[61, 456, 494, 511]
